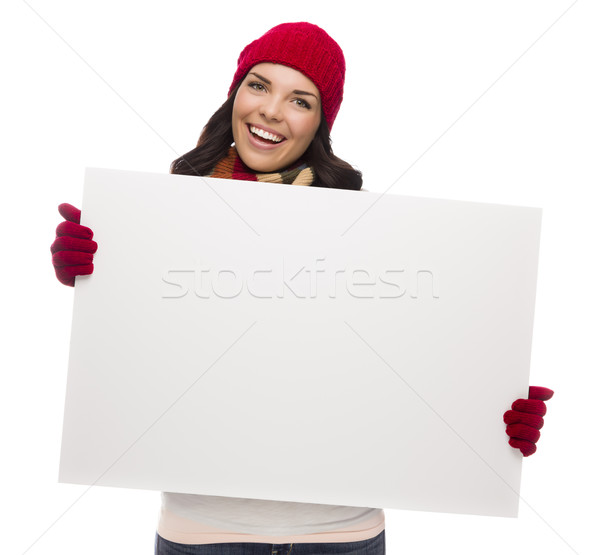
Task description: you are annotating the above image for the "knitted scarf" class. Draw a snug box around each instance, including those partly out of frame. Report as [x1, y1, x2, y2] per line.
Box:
[208, 146, 315, 186]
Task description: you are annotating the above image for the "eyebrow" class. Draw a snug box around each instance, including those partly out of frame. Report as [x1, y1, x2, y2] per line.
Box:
[249, 72, 320, 101]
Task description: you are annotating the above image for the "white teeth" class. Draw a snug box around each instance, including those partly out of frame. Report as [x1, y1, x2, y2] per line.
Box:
[250, 125, 284, 143]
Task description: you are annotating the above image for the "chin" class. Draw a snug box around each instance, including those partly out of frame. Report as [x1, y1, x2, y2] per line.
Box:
[238, 150, 283, 173]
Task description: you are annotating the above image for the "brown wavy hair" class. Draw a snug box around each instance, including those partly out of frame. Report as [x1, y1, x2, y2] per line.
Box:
[170, 79, 362, 191]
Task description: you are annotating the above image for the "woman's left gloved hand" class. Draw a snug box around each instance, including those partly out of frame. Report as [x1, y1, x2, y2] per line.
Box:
[504, 386, 554, 456]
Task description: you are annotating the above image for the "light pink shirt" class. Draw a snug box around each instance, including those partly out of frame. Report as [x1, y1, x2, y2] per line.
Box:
[158, 493, 385, 544]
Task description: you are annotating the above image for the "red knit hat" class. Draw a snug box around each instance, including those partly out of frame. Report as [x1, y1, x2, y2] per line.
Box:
[228, 22, 346, 130]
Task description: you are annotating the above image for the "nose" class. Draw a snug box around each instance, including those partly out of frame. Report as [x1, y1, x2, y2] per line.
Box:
[259, 95, 283, 121]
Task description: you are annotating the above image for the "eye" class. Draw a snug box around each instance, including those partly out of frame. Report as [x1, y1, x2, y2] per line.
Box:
[248, 81, 266, 92]
[294, 98, 311, 110]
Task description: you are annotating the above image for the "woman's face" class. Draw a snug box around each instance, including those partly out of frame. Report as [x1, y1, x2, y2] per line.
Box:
[232, 63, 322, 174]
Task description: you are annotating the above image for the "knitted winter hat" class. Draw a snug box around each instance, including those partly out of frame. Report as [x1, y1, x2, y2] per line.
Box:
[228, 22, 346, 130]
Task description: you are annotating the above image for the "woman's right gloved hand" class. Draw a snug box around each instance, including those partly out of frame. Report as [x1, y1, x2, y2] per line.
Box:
[51, 203, 98, 286]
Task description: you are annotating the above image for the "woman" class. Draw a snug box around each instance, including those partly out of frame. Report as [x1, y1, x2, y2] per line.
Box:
[51, 22, 552, 555]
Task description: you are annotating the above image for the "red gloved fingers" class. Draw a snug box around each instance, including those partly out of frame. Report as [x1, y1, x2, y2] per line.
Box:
[58, 203, 82, 224]
[52, 250, 94, 267]
[506, 423, 541, 443]
[529, 386, 554, 401]
[511, 398, 547, 416]
[56, 220, 94, 240]
[505, 385, 553, 457]
[503, 410, 544, 429]
[52, 203, 97, 287]
[509, 438, 537, 457]
[50, 235, 98, 255]
[54, 264, 94, 287]
[54, 268, 75, 287]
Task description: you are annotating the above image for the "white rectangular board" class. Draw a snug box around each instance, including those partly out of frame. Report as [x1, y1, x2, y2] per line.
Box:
[59, 168, 542, 517]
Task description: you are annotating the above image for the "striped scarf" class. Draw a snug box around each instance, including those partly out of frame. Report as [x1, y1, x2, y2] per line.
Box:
[209, 146, 314, 186]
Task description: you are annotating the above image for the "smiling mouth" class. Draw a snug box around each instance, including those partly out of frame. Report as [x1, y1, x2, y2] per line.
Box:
[248, 124, 286, 144]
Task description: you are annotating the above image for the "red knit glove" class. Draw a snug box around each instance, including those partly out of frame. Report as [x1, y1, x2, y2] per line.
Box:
[51, 203, 98, 286]
[504, 386, 554, 456]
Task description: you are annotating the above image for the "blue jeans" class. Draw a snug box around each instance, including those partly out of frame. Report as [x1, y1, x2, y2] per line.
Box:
[155, 530, 385, 554]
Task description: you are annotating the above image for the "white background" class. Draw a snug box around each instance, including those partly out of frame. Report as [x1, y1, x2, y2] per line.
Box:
[1, 1, 597, 554]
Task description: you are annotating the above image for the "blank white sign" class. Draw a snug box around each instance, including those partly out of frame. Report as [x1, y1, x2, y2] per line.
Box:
[59, 168, 542, 517]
